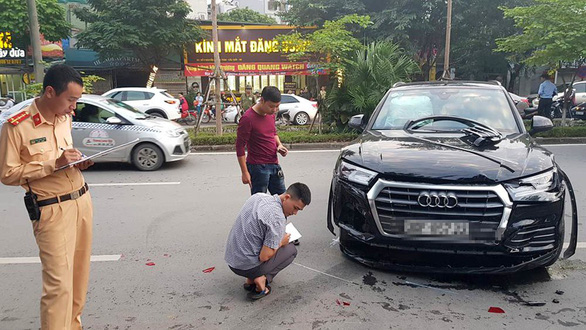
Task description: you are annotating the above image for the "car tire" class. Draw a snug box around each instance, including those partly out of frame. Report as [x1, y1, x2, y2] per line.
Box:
[147, 110, 167, 119]
[294, 111, 309, 125]
[132, 143, 164, 171]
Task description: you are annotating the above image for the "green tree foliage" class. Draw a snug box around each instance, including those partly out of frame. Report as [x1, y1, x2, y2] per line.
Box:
[496, 0, 586, 67]
[281, 0, 530, 84]
[496, 0, 586, 123]
[0, 0, 71, 47]
[74, 0, 202, 69]
[276, 14, 371, 72]
[217, 7, 277, 24]
[325, 42, 420, 128]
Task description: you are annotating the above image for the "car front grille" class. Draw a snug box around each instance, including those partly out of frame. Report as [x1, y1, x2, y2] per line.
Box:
[369, 180, 511, 241]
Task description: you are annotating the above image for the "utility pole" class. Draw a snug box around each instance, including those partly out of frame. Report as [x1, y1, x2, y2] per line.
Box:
[442, 0, 453, 80]
[211, 0, 223, 136]
[26, 0, 45, 83]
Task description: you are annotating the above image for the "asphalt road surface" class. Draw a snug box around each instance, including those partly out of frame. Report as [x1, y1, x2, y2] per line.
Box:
[1, 145, 586, 329]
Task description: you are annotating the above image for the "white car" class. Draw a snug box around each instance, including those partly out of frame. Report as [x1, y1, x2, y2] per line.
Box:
[1, 95, 190, 171]
[102, 87, 181, 120]
[280, 94, 318, 125]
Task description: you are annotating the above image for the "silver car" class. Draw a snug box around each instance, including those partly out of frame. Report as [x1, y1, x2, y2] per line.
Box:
[1, 95, 190, 171]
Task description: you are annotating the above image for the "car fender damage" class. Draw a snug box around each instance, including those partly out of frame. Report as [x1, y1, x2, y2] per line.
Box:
[560, 168, 578, 259]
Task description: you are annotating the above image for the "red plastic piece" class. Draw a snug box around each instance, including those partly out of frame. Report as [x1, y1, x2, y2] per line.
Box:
[488, 307, 505, 313]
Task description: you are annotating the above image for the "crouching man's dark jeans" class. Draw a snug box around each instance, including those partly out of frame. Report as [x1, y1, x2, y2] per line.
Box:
[229, 243, 297, 283]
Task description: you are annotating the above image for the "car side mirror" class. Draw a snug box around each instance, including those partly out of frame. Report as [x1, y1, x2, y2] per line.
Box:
[106, 117, 123, 125]
[348, 114, 366, 131]
[529, 115, 553, 135]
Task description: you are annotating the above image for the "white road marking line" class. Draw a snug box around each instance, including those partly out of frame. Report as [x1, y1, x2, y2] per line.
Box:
[190, 149, 341, 156]
[544, 144, 586, 147]
[0, 254, 121, 265]
[293, 262, 359, 285]
[89, 182, 180, 187]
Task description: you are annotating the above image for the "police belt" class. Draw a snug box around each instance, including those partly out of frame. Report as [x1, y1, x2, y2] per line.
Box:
[38, 183, 89, 207]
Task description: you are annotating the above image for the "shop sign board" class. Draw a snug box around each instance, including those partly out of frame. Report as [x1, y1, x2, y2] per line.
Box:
[0, 32, 26, 66]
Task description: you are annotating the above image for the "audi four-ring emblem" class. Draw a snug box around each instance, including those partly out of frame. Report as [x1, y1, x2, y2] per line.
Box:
[417, 192, 458, 208]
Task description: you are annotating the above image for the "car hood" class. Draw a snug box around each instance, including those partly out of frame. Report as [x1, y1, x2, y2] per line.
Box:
[133, 117, 183, 131]
[340, 130, 555, 184]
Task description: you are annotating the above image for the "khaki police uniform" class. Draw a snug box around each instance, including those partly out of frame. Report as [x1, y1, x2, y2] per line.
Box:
[0, 100, 93, 330]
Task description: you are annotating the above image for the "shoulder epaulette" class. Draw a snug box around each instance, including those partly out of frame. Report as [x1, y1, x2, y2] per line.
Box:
[7, 111, 31, 126]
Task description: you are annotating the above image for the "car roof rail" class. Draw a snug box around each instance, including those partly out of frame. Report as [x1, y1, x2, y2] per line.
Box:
[487, 80, 502, 86]
[392, 82, 406, 88]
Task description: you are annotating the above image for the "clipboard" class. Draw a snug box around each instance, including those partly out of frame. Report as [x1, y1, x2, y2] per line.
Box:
[286, 223, 302, 243]
[57, 138, 140, 171]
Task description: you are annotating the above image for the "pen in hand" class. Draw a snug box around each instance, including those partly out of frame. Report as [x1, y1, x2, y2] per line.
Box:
[59, 147, 87, 159]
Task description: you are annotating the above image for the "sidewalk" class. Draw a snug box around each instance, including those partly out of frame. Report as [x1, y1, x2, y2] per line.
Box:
[190, 137, 586, 152]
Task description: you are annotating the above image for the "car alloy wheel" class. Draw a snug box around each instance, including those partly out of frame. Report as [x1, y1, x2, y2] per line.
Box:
[132, 143, 164, 171]
[294, 111, 309, 125]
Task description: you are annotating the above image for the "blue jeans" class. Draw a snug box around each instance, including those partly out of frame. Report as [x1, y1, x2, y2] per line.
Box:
[247, 164, 286, 195]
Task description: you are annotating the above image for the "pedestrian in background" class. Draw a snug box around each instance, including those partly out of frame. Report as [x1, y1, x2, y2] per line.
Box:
[225, 183, 311, 300]
[240, 85, 256, 111]
[194, 92, 203, 116]
[537, 73, 557, 117]
[236, 86, 288, 196]
[300, 86, 311, 100]
[0, 64, 94, 330]
[178, 92, 189, 116]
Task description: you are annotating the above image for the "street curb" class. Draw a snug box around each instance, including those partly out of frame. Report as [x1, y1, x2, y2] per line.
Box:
[533, 137, 586, 144]
[191, 141, 350, 152]
[190, 137, 586, 152]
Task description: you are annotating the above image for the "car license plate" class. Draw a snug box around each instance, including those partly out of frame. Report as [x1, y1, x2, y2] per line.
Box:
[404, 220, 469, 236]
[575, 111, 584, 115]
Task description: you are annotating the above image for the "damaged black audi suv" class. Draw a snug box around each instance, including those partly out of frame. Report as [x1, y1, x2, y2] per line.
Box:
[327, 81, 577, 273]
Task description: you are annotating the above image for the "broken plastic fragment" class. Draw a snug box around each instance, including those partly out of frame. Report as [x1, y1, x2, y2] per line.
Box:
[555, 290, 564, 295]
[202, 267, 215, 273]
[336, 299, 341, 305]
[145, 262, 155, 266]
[330, 237, 340, 247]
[163, 254, 171, 257]
[488, 307, 505, 314]
[343, 301, 350, 306]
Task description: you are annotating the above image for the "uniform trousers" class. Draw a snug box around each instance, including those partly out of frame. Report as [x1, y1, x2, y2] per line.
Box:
[32, 192, 93, 330]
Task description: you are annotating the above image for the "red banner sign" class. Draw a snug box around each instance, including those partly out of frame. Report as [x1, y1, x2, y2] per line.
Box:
[185, 62, 326, 77]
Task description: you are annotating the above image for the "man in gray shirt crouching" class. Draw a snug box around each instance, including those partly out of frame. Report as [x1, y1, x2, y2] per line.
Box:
[225, 182, 311, 300]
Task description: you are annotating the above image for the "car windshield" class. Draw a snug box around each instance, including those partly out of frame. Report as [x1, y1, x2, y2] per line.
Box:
[371, 87, 519, 133]
[99, 98, 147, 119]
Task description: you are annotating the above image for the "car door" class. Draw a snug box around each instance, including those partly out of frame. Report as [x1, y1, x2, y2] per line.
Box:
[574, 83, 586, 104]
[280, 95, 300, 117]
[120, 91, 150, 113]
[72, 102, 129, 161]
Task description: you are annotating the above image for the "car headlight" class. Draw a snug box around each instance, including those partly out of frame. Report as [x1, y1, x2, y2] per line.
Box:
[338, 161, 377, 186]
[504, 169, 562, 202]
[166, 129, 183, 138]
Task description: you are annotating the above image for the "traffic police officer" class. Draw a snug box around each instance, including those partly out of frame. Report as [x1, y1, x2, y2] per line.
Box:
[0, 65, 94, 330]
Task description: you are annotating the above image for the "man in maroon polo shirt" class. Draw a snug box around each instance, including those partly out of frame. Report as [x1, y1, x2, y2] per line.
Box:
[236, 86, 288, 195]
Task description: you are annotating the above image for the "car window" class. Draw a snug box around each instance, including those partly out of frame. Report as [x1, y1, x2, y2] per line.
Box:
[371, 88, 519, 133]
[109, 92, 123, 101]
[100, 99, 147, 119]
[144, 92, 155, 99]
[159, 91, 174, 99]
[74, 103, 115, 123]
[574, 83, 586, 93]
[281, 95, 299, 104]
[125, 91, 146, 101]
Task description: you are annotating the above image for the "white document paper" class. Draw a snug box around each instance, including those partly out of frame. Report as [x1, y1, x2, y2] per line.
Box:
[56, 138, 140, 171]
[286, 223, 302, 243]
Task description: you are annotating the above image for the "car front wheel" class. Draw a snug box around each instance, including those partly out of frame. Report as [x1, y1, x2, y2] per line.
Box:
[132, 143, 164, 171]
[294, 111, 309, 125]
